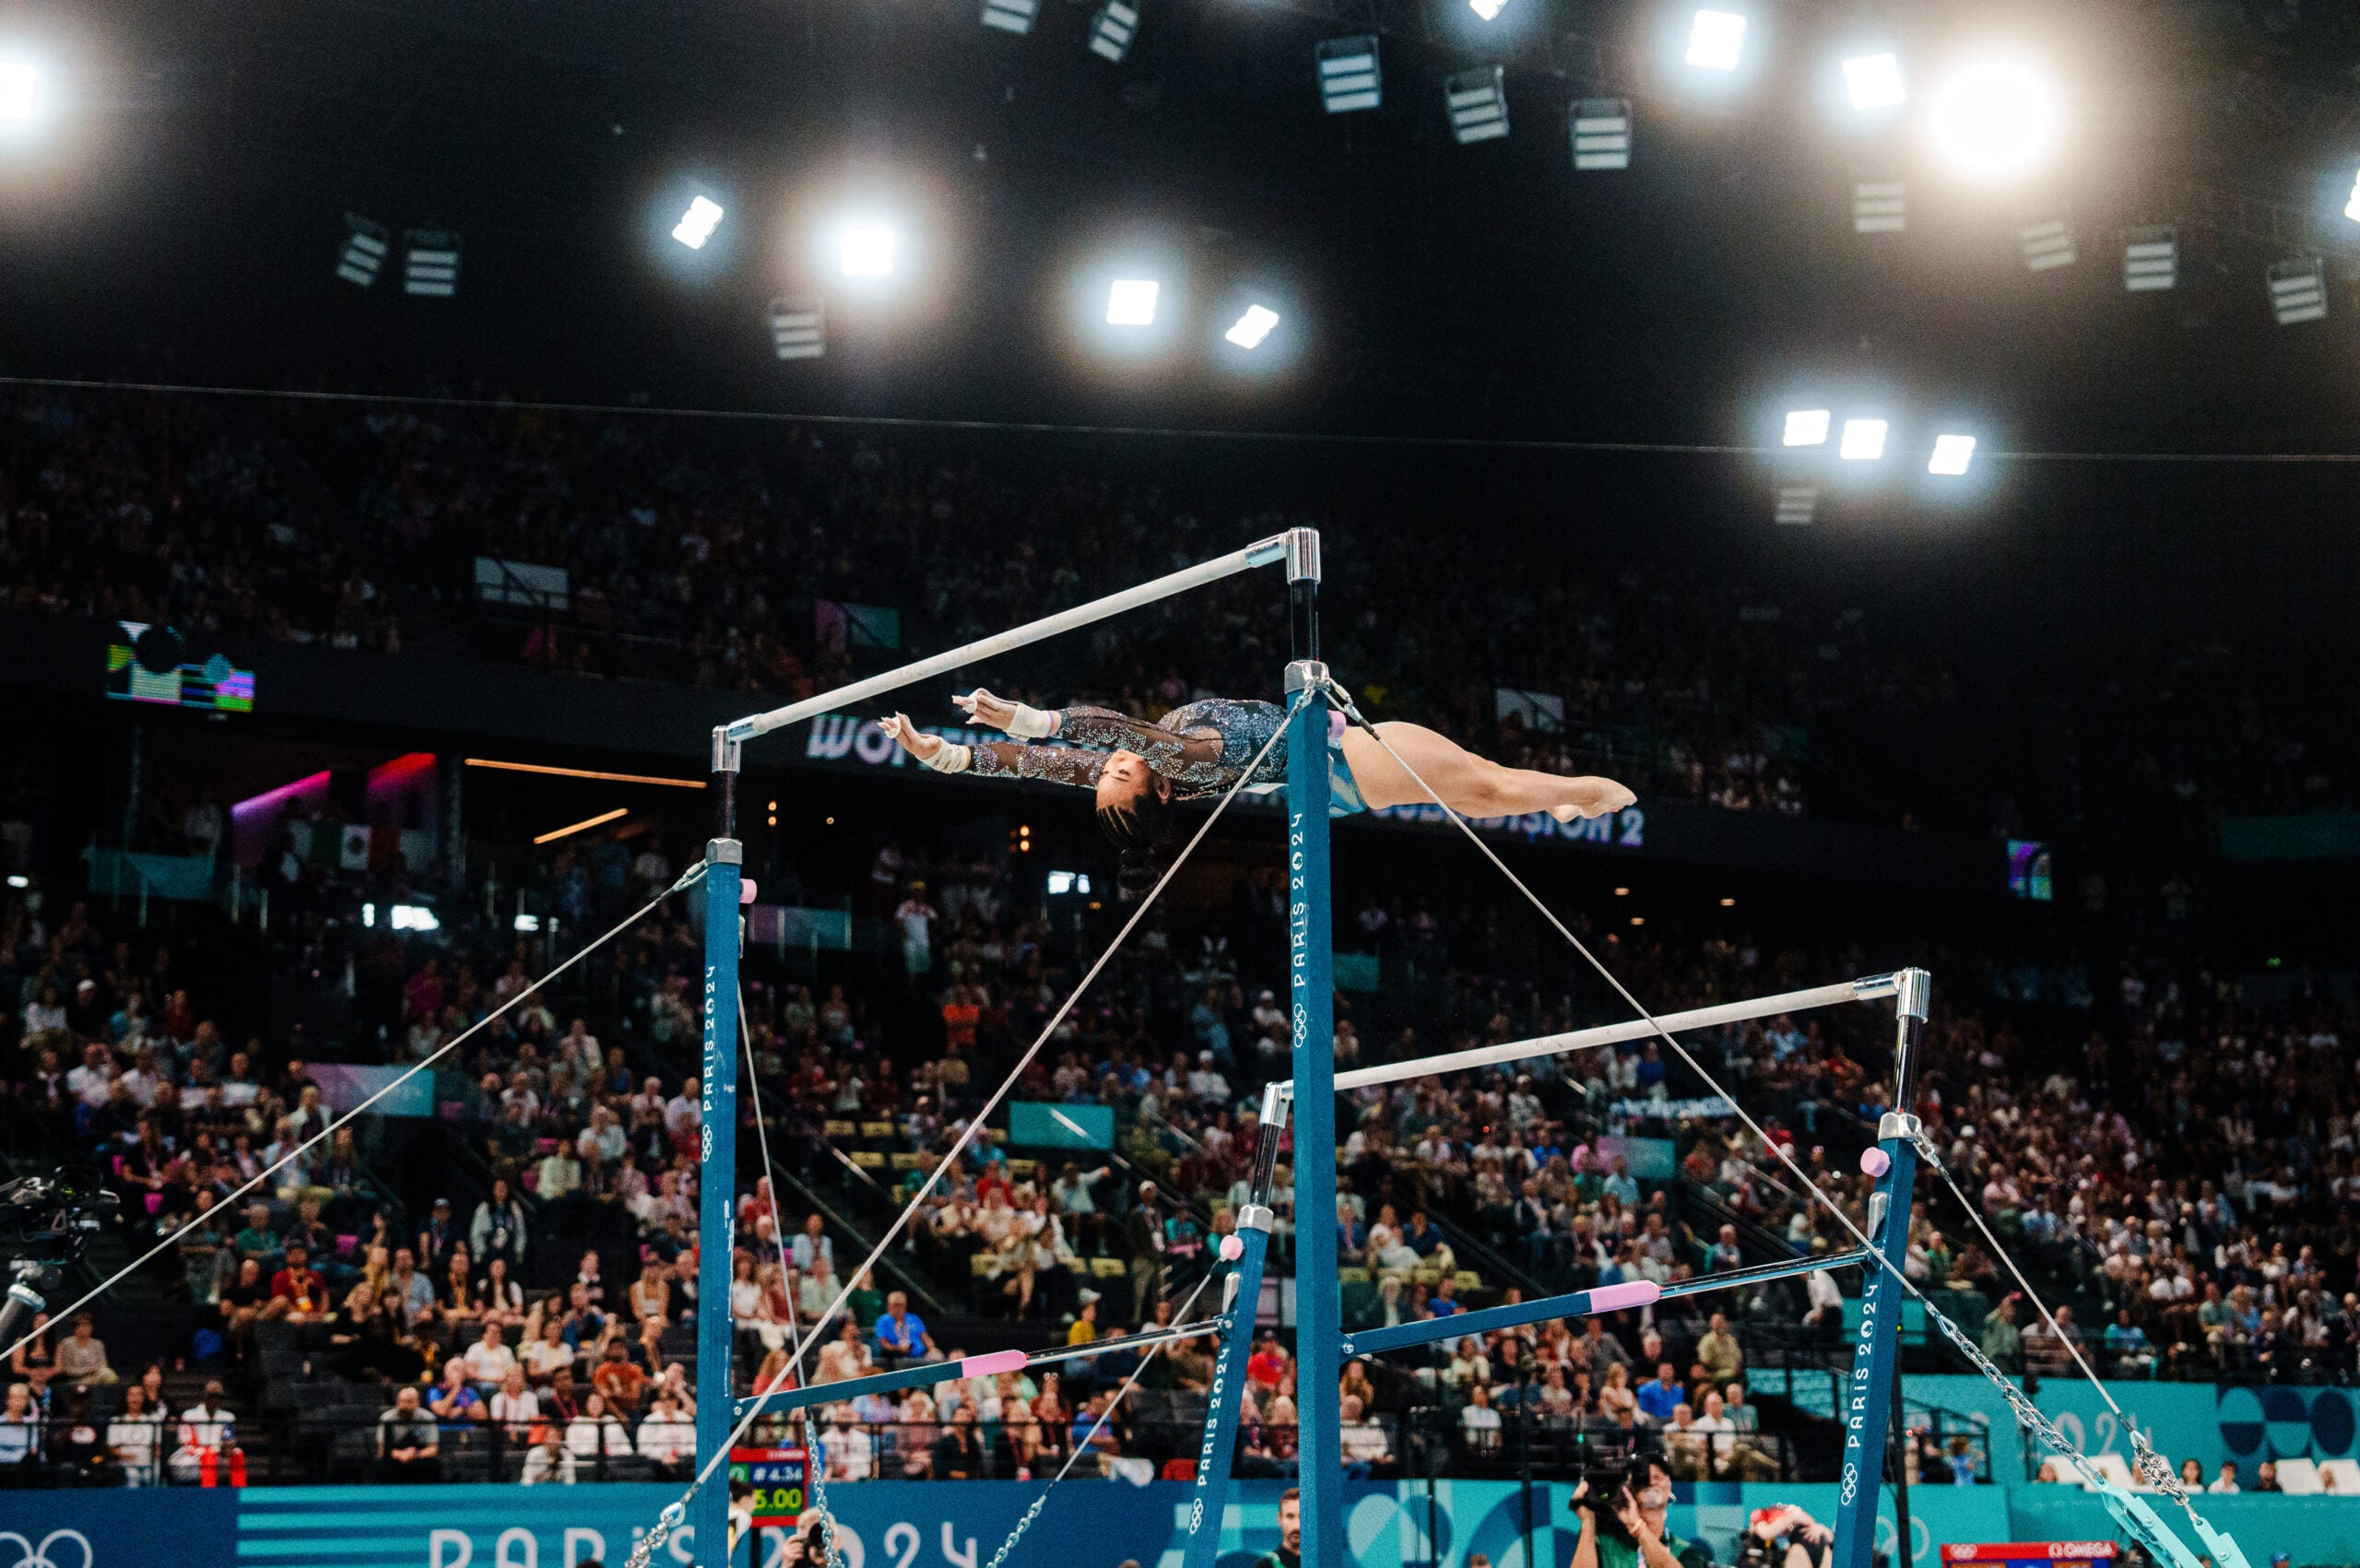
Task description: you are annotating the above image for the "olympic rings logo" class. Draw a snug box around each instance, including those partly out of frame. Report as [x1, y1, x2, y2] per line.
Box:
[0, 1530, 93, 1568]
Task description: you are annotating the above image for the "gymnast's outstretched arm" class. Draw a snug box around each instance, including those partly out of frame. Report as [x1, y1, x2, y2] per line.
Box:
[879, 713, 1106, 788]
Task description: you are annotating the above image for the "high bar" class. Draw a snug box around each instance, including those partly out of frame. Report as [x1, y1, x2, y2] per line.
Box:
[1309, 973, 1905, 1094]
[723, 528, 1316, 743]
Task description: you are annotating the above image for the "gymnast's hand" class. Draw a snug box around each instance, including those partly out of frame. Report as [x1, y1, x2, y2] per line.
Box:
[952, 688, 1058, 739]
[880, 713, 945, 763]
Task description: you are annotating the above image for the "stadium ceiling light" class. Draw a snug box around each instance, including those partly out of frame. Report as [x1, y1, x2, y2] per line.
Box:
[402, 230, 462, 298]
[1842, 53, 1906, 111]
[1782, 409, 1831, 446]
[1774, 482, 1819, 525]
[1686, 10, 1747, 71]
[1446, 65, 1509, 144]
[1106, 277, 1160, 325]
[1929, 434, 1976, 476]
[771, 295, 824, 360]
[2018, 205, 2075, 271]
[1571, 98, 1632, 171]
[1924, 50, 2063, 183]
[1839, 418, 1888, 459]
[2122, 226, 2176, 292]
[1089, 2, 1139, 63]
[1853, 178, 1906, 233]
[1317, 36, 1381, 113]
[0, 59, 40, 123]
[336, 215, 389, 288]
[981, 0, 1038, 34]
[1224, 304, 1280, 348]
[2268, 256, 2327, 324]
[671, 195, 724, 250]
[841, 224, 897, 277]
[1469, 0, 1506, 18]
[2346, 168, 2360, 222]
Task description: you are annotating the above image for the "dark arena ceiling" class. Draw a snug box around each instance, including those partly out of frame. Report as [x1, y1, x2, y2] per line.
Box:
[8, 0, 2360, 462]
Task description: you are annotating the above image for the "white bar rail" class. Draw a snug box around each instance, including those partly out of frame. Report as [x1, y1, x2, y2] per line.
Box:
[724, 529, 1309, 742]
[1308, 973, 1904, 1093]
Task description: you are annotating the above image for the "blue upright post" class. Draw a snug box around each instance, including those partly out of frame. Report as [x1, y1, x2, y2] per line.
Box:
[1832, 967, 1930, 1568]
[1182, 1084, 1290, 1568]
[1281, 531, 1342, 1568]
[698, 728, 746, 1568]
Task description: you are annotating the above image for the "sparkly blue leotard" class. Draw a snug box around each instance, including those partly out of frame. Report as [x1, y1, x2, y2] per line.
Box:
[966, 698, 1367, 816]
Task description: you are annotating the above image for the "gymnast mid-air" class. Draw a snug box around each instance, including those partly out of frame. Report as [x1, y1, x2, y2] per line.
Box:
[881, 690, 1635, 884]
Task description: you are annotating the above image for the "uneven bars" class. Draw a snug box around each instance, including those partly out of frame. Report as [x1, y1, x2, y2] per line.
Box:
[723, 530, 1308, 742]
[1303, 974, 1904, 1094]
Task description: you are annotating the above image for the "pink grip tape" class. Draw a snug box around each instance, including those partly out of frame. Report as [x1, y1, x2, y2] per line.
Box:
[961, 1350, 1029, 1378]
[1586, 1280, 1661, 1314]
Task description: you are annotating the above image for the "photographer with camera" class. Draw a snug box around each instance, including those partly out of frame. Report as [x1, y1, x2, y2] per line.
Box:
[1571, 1455, 1715, 1568]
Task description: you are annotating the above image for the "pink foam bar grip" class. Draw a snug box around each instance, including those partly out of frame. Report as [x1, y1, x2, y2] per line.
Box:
[740, 879, 759, 905]
[961, 1349, 1030, 1378]
[1586, 1280, 1661, 1314]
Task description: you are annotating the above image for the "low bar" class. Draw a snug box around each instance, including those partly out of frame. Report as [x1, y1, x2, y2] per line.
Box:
[1316, 974, 1903, 1093]
[1339, 1247, 1873, 1362]
[726, 530, 1306, 740]
[730, 1316, 1226, 1422]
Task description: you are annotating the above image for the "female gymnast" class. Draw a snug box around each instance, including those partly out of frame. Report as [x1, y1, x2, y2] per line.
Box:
[880, 690, 1634, 888]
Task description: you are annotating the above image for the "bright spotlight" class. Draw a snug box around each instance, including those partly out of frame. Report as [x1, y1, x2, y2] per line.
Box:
[1929, 434, 1976, 476]
[841, 224, 897, 277]
[1469, 0, 1506, 18]
[1782, 409, 1831, 446]
[1687, 11, 1748, 71]
[671, 195, 725, 250]
[1225, 304, 1280, 348]
[1924, 51, 2063, 183]
[2346, 168, 2360, 222]
[0, 59, 38, 124]
[1842, 53, 1906, 111]
[1107, 278, 1160, 325]
[1839, 419, 1888, 460]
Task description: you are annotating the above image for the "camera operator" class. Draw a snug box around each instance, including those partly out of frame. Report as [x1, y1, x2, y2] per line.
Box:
[1739, 1504, 1834, 1568]
[1571, 1455, 1715, 1568]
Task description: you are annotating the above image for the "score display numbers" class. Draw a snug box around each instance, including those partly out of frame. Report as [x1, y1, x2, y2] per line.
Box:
[729, 1446, 808, 1521]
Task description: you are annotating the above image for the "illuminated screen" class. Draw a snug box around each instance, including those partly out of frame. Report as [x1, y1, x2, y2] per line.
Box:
[2007, 839, 2052, 902]
[106, 621, 254, 713]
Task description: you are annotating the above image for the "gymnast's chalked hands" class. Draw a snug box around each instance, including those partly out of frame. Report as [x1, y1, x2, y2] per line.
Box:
[951, 688, 1019, 730]
[880, 713, 944, 762]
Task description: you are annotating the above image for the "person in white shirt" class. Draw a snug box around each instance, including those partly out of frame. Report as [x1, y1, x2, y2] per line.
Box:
[489, 1368, 539, 1441]
[170, 1385, 236, 1482]
[1339, 1394, 1390, 1477]
[565, 1393, 631, 1460]
[1460, 1385, 1503, 1452]
[665, 1079, 702, 1141]
[107, 1384, 164, 1485]
[821, 1404, 874, 1480]
[2207, 1460, 2241, 1494]
[463, 1322, 518, 1387]
[636, 1392, 697, 1473]
[521, 1431, 578, 1485]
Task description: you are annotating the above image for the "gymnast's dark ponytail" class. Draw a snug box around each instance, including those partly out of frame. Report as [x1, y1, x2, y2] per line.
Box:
[1095, 785, 1174, 899]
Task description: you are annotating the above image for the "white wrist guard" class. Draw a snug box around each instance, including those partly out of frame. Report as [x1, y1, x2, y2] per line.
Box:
[921, 742, 973, 774]
[1007, 702, 1056, 740]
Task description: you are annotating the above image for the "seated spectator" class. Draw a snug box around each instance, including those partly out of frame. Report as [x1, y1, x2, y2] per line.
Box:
[378, 1386, 441, 1480]
[520, 1430, 577, 1485]
[637, 1392, 696, 1476]
[490, 1367, 539, 1442]
[1634, 1363, 1684, 1425]
[464, 1322, 519, 1389]
[592, 1338, 650, 1417]
[1662, 1403, 1708, 1480]
[1461, 1385, 1503, 1452]
[1338, 1394, 1389, 1478]
[427, 1359, 487, 1427]
[270, 1242, 331, 1322]
[875, 1291, 940, 1365]
[820, 1403, 874, 1481]
[50, 1314, 112, 1389]
[1691, 1313, 1742, 1389]
[478, 1257, 527, 1335]
[931, 1405, 985, 1480]
[2208, 1460, 2240, 1494]
[565, 1392, 632, 1463]
[169, 1381, 236, 1483]
[522, 1316, 576, 1384]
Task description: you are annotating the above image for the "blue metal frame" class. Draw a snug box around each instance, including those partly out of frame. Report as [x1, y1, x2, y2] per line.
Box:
[697, 838, 743, 1566]
[1831, 970, 1929, 1568]
[1283, 666, 1343, 1568]
[1181, 1208, 1274, 1568]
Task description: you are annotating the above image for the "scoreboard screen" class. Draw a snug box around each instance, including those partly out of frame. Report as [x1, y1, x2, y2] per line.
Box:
[107, 622, 254, 713]
[1942, 1545, 2118, 1568]
[729, 1446, 808, 1521]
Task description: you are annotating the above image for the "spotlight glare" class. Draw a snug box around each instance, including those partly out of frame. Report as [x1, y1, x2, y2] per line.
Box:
[1929, 434, 1976, 476]
[1839, 419, 1889, 460]
[1925, 51, 2063, 183]
[1225, 304, 1280, 348]
[2346, 169, 2360, 222]
[1841, 53, 1906, 111]
[1106, 278, 1160, 326]
[1687, 10, 1748, 71]
[1469, 0, 1505, 18]
[670, 195, 725, 250]
[1782, 409, 1831, 446]
[0, 60, 39, 124]
[840, 224, 898, 278]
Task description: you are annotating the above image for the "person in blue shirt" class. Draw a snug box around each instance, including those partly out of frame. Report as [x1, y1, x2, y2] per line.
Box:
[1634, 1363, 1685, 1424]
[874, 1291, 939, 1365]
[1601, 1158, 1642, 1210]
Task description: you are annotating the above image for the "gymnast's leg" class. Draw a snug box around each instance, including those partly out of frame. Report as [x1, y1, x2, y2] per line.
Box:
[1339, 722, 1636, 821]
